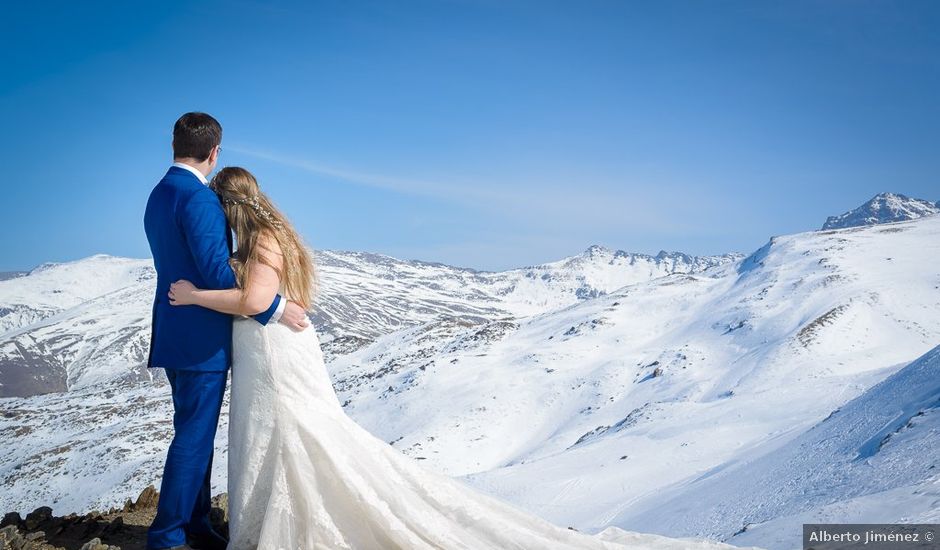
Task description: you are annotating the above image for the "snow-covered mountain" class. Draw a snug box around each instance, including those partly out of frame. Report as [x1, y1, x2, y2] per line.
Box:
[0, 256, 156, 396]
[821, 192, 939, 230]
[1, 197, 938, 550]
[0, 247, 738, 398]
[435, 216, 940, 546]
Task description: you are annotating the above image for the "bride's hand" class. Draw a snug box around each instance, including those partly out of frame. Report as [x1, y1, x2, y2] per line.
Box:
[169, 279, 198, 306]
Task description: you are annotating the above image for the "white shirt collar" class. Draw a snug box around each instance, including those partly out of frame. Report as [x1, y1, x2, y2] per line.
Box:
[171, 162, 209, 185]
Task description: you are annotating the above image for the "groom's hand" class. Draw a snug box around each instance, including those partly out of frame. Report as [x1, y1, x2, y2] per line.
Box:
[279, 300, 310, 332]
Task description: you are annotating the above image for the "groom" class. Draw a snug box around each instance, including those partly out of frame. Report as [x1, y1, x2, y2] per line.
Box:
[143, 112, 309, 550]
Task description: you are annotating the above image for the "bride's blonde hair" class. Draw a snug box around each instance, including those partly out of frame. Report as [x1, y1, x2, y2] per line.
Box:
[210, 166, 318, 310]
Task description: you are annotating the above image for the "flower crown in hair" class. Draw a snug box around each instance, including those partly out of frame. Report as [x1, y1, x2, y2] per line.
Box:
[220, 193, 302, 277]
[221, 194, 284, 229]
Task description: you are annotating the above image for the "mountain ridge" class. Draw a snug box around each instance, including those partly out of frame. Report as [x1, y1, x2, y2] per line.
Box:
[0, 245, 740, 398]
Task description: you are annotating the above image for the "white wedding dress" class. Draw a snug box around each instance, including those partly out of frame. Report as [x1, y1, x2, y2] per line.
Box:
[227, 315, 736, 550]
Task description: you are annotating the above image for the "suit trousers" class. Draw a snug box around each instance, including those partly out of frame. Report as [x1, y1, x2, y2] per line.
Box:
[147, 368, 228, 549]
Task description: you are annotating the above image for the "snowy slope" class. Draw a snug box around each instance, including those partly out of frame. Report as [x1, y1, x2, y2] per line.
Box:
[617, 345, 940, 550]
[821, 192, 939, 230]
[0, 255, 153, 336]
[0, 282, 155, 395]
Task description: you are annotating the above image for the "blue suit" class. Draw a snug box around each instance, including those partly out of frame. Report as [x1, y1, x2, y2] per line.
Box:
[143, 165, 282, 549]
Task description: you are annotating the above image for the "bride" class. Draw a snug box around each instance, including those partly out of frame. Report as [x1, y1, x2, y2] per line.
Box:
[167, 167, 735, 550]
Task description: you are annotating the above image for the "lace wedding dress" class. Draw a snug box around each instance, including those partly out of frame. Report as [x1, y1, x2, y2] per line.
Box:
[227, 316, 733, 550]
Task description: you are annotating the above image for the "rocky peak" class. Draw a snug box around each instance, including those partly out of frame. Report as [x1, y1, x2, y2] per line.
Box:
[822, 192, 939, 230]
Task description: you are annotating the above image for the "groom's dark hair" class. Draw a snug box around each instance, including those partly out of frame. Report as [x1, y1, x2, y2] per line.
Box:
[172, 112, 222, 161]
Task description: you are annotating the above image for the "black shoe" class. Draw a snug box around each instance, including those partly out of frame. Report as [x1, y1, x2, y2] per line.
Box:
[186, 529, 228, 550]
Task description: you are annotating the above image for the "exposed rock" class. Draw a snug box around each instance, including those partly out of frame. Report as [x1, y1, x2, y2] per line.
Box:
[0, 487, 229, 550]
[25, 507, 52, 530]
[133, 486, 158, 510]
[0, 523, 51, 550]
[1, 512, 21, 528]
[0, 524, 19, 541]
[210, 492, 229, 521]
[79, 538, 119, 550]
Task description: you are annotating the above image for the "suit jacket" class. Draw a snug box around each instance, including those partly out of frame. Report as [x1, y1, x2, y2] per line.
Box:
[144, 165, 281, 371]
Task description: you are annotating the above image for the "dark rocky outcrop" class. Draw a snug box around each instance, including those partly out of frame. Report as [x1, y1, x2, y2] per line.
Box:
[0, 486, 229, 550]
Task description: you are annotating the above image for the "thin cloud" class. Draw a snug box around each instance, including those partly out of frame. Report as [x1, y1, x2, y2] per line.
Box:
[227, 145, 507, 203]
[228, 144, 713, 235]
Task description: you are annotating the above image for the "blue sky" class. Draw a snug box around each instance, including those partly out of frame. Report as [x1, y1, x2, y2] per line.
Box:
[1, 0, 938, 272]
